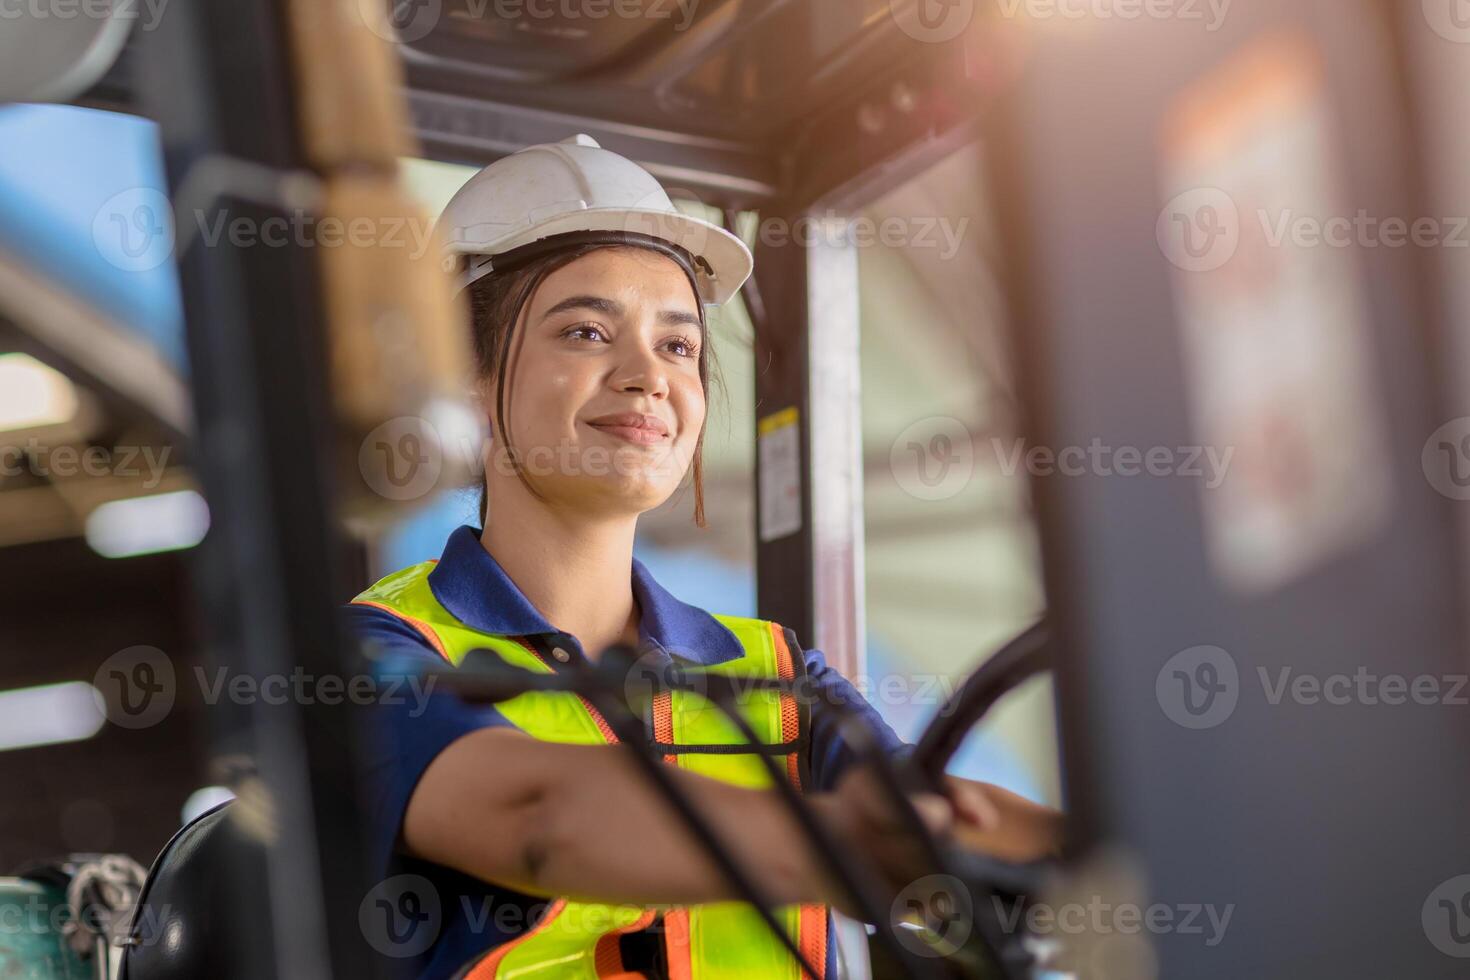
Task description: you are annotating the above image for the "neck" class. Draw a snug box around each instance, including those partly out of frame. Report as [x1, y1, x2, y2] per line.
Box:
[480, 489, 642, 662]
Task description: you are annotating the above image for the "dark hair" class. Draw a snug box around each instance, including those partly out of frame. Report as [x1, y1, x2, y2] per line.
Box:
[465, 243, 720, 528]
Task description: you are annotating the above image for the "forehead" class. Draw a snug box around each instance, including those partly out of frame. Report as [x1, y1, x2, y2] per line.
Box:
[529, 246, 700, 314]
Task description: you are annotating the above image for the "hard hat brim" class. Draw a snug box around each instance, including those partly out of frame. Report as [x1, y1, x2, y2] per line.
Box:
[445, 207, 754, 307]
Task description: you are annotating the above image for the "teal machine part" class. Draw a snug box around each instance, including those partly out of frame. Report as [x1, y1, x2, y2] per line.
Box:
[0, 877, 92, 979]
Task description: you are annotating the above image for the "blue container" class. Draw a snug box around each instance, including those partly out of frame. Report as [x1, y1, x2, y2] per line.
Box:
[0, 877, 91, 979]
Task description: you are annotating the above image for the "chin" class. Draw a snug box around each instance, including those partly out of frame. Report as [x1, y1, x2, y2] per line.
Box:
[600, 472, 678, 512]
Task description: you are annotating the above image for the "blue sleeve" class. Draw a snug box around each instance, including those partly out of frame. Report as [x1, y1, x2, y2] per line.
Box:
[799, 643, 914, 791]
[343, 604, 517, 875]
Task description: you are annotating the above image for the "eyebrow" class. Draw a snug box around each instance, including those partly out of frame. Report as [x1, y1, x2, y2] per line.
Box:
[539, 294, 702, 329]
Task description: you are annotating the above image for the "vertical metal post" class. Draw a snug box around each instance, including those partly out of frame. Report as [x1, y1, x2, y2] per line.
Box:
[136, 1, 382, 977]
[753, 212, 866, 678]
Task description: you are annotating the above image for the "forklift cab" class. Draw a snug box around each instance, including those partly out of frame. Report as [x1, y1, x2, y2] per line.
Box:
[3, 1, 1470, 978]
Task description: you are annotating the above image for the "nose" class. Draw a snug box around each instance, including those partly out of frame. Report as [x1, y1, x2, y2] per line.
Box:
[609, 340, 671, 400]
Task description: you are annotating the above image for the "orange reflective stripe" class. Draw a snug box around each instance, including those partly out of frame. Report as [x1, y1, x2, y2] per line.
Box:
[465, 898, 568, 979]
[799, 904, 827, 979]
[652, 690, 676, 766]
[351, 600, 451, 663]
[768, 623, 803, 789]
[663, 909, 693, 980]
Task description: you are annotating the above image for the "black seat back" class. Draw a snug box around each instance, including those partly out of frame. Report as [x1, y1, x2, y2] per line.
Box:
[120, 802, 265, 980]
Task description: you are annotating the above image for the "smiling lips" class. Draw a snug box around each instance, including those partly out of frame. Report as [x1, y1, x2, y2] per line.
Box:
[584, 412, 671, 446]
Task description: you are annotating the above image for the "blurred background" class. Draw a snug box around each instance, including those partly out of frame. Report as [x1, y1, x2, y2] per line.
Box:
[3, 1, 1470, 978]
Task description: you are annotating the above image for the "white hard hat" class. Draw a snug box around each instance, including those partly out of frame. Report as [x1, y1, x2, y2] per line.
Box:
[438, 134, 753, 307]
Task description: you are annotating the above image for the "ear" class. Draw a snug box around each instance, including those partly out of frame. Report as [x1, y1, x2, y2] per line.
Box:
[469, 375, 498, 433]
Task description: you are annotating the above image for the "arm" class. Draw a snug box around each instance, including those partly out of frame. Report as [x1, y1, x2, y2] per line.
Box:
[404, 726, 837, 907]
[943, 777, 1065, 864]
[352, 608, 948, 912]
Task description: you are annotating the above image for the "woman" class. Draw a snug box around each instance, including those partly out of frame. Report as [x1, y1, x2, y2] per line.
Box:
[347, 134, 1061, 979]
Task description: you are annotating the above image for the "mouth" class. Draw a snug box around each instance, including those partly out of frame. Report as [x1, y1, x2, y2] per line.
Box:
[583, 413, 671, 447]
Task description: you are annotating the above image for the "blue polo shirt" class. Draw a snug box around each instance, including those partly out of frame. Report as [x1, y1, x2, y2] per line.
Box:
[346, 525, 906, 979]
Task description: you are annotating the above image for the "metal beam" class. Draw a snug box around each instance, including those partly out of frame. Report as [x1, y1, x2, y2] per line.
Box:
[407, 87, 780, 205]
[135, 0, 384, 975]
[751, 212, 864, 678]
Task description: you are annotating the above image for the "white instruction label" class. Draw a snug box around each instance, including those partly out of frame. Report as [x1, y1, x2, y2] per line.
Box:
[758, 407, 802, 542]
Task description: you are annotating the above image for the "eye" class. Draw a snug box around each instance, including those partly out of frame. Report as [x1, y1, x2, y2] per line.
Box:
[561, 323, 608, 344]
[663, 335, 700, 359]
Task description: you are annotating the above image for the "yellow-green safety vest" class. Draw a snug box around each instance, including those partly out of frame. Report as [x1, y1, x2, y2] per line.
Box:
[354, 561, 829, 979]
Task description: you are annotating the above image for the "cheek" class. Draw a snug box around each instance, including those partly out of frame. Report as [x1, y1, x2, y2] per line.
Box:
[507, 359, 591, 438]
[673, 377, 706, 441]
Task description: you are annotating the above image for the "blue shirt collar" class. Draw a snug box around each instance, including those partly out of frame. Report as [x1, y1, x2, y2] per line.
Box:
[426, 525, 744, 667]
